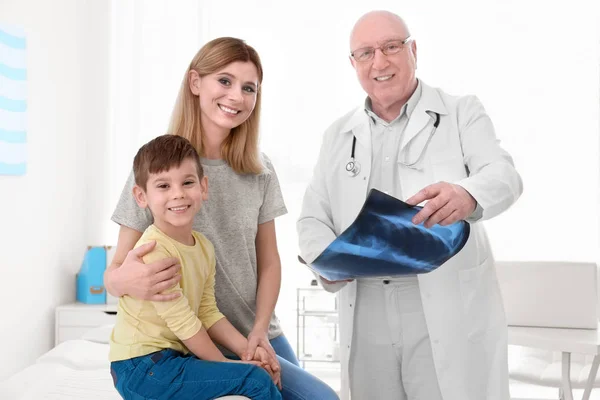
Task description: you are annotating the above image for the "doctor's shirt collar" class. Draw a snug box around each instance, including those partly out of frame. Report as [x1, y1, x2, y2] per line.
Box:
[340, 79, 447, 134]
[364, 79, 423, 127]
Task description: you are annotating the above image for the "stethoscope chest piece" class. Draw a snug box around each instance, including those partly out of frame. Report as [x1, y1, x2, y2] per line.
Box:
[346, 159, 361, 177]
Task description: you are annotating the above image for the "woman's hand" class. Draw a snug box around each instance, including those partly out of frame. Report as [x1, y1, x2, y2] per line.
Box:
[112, 241, 182, 301]
[253, 347, 282, 389]
[243, 330, 281, 389]
[244, 329, 278, 368]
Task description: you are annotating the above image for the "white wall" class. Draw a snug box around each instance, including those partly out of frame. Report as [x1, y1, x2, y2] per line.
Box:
[0, 0, 110, 380]
[106, 0, 204, 243]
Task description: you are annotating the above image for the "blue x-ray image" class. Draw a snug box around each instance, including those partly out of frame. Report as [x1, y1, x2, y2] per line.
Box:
[306, 189, 470, 281]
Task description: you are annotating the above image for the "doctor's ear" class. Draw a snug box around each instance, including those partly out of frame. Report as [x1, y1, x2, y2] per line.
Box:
[349, 55, 357, 69]
[189, 70, 201, 96]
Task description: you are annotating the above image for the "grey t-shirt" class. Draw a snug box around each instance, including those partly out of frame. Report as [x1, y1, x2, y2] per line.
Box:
[111, 154, 287, 340]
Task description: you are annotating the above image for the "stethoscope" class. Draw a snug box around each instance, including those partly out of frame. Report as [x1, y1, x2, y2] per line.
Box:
[346, 112, 441, 177]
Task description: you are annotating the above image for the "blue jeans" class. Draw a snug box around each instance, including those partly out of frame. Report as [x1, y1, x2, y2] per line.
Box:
[110, 349, 281, 400]
[110, 335, 338, 400]
[270, 335, 339, 400]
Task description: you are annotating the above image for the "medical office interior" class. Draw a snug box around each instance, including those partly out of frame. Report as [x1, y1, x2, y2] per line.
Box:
[0, 0, 598, 398]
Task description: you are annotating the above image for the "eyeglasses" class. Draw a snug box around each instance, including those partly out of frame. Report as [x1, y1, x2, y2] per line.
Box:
[350, 37, 413, 63]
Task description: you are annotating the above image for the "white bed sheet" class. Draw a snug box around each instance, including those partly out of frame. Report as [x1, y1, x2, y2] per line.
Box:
[1, 327, 249, 400]
[0, 339, 119, 399]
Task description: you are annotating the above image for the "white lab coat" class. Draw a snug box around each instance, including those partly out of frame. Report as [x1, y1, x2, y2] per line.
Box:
[297, 81, 523, 400]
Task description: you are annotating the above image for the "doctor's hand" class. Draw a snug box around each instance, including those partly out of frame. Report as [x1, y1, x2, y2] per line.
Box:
[405, 181, 477, 228]
[321, 277, 354, 284]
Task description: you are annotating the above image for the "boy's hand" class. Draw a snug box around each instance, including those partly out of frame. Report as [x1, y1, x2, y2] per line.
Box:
[117, 241, 182, 301]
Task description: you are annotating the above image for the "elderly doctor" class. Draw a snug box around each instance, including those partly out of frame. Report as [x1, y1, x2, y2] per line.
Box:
[297, 10, 523, 400]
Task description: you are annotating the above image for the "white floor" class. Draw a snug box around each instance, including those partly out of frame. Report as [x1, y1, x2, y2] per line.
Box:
[305, 364, 341, 395]
[305, 366, 600, 400]
[510, 381, 600, 400]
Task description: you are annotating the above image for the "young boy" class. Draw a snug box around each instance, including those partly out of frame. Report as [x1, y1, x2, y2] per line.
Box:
[109, 134, 281, 400]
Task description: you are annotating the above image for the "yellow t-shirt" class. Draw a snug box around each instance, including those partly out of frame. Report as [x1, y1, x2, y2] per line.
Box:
[109, 225, 225, 362]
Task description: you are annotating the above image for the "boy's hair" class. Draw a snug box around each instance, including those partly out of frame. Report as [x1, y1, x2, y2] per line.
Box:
[133, 134, 204, 191]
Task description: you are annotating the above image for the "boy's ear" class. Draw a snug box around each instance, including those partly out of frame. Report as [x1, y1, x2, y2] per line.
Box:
[132, 185, 148, 208]
[200, 175, 208, 201]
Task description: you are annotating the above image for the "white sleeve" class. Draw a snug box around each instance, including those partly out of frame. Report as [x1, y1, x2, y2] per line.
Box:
[454, 96, 523, 222]
[297, 129, 348, 292]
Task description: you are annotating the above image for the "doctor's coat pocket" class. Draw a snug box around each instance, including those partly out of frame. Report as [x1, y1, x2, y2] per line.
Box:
[430, 155, 468, 182]
[458, 258, 505, 342]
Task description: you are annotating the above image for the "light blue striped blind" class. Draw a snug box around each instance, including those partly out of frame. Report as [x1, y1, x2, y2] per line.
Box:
[0, 23, 26, 175]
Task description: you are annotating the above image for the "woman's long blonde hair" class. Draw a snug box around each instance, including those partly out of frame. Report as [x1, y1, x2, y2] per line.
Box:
[169, 37, 264, 174]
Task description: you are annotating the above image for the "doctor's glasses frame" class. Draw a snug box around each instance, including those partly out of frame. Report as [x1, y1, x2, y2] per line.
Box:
[350, 36, 413, 63]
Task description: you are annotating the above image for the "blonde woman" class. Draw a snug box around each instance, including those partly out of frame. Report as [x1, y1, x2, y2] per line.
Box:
[104, 37, 339, 400]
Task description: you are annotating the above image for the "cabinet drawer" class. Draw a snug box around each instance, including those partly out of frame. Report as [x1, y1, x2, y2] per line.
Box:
[59, 309, 117, 327]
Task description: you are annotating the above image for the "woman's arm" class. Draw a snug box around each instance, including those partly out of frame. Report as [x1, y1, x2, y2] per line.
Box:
[103, 225, 181, 300]
[243, 220, 281, 362]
